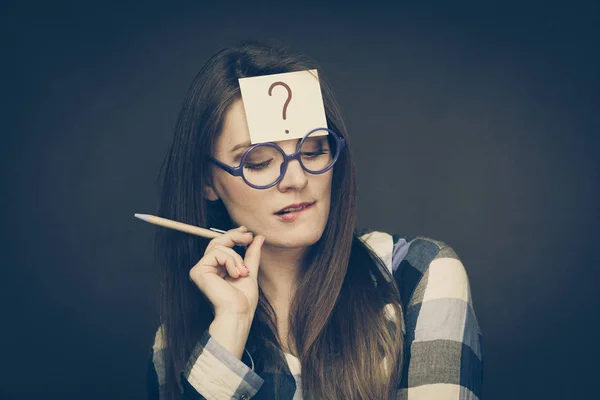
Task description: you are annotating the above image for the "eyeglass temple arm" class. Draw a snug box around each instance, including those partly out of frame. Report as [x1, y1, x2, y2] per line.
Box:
[209, 157, 242, 177]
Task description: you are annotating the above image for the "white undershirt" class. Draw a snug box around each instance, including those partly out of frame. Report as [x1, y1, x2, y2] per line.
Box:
[283, 352, 303, 400]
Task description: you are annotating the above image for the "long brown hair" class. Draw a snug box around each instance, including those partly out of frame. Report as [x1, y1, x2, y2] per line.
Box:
[154, 40, 404, 399]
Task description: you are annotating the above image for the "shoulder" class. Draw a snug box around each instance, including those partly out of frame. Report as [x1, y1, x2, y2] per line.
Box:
[152, 323, 167, 352]
[356, 228, 468, 307]
[150, 324, 168, 385]
[356, 227, 460, 273]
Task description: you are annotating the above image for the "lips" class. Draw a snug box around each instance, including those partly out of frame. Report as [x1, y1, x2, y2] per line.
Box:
[275, 201, 315, 215]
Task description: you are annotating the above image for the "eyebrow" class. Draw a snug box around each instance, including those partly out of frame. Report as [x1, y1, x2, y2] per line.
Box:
[230, 140, 252, 153]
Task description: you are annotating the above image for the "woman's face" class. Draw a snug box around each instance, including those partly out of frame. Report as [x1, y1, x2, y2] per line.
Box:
[204, 98, 333, 248]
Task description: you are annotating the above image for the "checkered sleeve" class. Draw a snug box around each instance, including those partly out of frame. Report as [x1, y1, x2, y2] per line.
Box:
[149, 325, 264, 400]
[394, 237, 483, 400]
[180, 330, 265, 399]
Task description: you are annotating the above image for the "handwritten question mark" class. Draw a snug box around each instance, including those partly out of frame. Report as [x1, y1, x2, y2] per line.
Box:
[268, 81, 292, 134]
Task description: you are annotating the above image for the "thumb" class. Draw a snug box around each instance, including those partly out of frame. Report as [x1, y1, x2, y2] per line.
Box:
[243, 235, 264, 276]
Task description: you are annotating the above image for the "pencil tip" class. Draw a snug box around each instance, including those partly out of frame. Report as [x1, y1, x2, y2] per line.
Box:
[134, 213, 148, 221]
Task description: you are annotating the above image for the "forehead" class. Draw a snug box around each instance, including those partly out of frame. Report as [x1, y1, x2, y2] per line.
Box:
[215, 98, 251, 152]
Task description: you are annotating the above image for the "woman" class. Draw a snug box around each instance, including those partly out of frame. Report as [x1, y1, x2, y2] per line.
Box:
[147, 41, 483, 400]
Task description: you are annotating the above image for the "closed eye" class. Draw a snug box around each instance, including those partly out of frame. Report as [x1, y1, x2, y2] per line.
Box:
[301, 150, 329, 159]
[244, 159, 273, 170]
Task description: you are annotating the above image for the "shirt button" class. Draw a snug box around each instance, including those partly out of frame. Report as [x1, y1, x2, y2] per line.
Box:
[240, 395, 249, 400]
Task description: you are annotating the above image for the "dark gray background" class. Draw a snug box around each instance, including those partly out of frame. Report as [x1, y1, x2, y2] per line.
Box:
[2, 1, 599, 399]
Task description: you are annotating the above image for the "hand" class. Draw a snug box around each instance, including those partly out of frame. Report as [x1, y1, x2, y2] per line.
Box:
[189, 226, 264, 319]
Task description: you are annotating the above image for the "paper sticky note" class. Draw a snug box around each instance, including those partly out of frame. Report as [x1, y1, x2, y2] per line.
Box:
[238, 69, 328, 144]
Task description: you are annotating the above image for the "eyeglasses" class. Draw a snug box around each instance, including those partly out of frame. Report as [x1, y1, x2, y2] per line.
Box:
[209, 127, 346, 189]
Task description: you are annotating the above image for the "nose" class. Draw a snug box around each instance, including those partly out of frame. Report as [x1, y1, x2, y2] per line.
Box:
[277, 158, 308, 191]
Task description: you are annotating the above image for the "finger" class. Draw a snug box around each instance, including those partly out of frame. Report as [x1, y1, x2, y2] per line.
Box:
[206, 226, 248, 250]
[205, 227, 254, 253]
[243, 235, 265, 276]
[210, 247, 244, 278]
[192, 248, 242, 281]
[210, 244, 249, 276]
[211, 244, 245, 265]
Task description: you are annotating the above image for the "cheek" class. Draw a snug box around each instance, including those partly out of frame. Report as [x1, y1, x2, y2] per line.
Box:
[214, 177, 264, 219]
[214, 175, 246, 204]
[316, 172, 333, 210]
[322, 171, 334, 196]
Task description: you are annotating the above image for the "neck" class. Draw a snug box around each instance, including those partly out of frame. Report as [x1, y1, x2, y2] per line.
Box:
[257, 243, 307, 307]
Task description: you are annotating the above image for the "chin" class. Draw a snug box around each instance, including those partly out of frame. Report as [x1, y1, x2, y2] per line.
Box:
[268, 226, 325, 248]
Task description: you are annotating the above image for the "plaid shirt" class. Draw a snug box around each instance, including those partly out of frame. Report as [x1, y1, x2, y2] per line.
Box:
[148, 229, 484, 399]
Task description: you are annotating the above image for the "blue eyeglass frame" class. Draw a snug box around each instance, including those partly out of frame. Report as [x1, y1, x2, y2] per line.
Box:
[208, 127, 346, 190]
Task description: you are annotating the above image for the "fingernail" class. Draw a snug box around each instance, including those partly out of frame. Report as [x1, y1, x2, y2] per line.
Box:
[243, 263, 250, 273]
[260, 236, 265, 246]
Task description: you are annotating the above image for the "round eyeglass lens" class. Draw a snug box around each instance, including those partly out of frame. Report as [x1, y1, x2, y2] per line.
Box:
[242, 145, 284, 187]
[298, 128, 336, 173]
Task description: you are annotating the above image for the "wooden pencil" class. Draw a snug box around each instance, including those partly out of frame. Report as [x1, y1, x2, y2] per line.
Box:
[134, 213, 223, 239]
